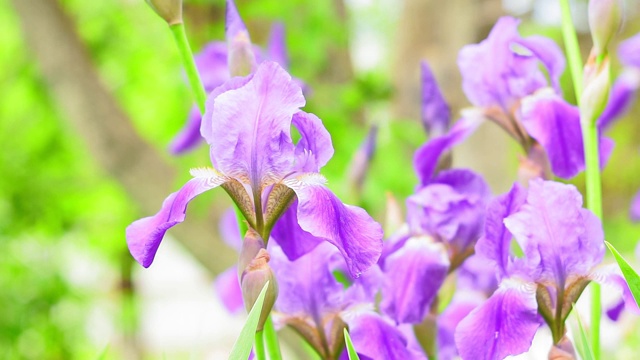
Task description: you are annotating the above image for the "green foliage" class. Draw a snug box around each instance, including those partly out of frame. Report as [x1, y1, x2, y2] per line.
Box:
[229, 282, 270, 360]
[343, 329, 360, 360]
[605, 242, 640, 306]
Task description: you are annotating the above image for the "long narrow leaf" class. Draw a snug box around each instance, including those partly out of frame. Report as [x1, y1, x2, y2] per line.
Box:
[605, 241, 640, 306]
[229, 281, 270, 360]
[571, 304, 594, 360]
[343, 328, 360, 360]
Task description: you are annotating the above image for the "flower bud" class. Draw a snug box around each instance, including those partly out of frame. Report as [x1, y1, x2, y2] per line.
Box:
[145, 0, 182, 26]
[580, 55, 611, 126]
[588, 0, 623, 56]
[226, 0, 257, 76]
[238, 229, 277, 331]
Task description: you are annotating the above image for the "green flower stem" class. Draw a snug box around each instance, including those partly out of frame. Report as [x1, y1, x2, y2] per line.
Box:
[168, 23, 249, 236]
[255, 330, 266, 360]
[264, 315, 282, 359]
[560, 0, 583, 96]
[169, 23, 207, 113]
[560, 1, 602, 358]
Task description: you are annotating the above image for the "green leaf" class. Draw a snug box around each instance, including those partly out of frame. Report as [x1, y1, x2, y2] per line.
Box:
[229, 281, 270, 360]
[605, 241, 640, 306]
[571, 304, 594, 360]
[343, 328, 360, 360]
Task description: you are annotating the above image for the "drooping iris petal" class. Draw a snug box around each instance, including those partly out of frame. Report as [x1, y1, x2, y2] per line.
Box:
[267, 22, 288, 69]
[284, 173, 383, 277]
[475, 183, 527, 280]
[219, 207, 242, 251]
[292, 111, 334, 172]
[214, 266, 244, 313]
[271, 242, 344, 317]
[597, 71, 640, 130]
[618, 33, 640, 68]
[126, 168, 228, 267]
[591, 264, 640, 317]
[631, 189, 640, 222]
[455, 279, 541, 360]
[421, 61, 450, 136]
[520, 90, 583, 178]
[169, 106, 205, 155]
[438, 291, 486, 360]
[520, 89, 612, 179]
[381, 238, 449, 324]
[270, 200, 324, 261]
[413, 111, 483, 186]
[457, 16, 553, 110]
[207, 62, 305, 187]
[504, 179, 604, 285]
[345, 313, 426, 360]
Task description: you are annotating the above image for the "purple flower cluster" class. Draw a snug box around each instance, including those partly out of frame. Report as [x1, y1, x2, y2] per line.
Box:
[129, 2, 640, 359]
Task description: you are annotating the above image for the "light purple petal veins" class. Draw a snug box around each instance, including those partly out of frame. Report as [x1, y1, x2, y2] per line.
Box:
[475, 183, 527, 280]
[291, 111, 334, 172]
[421, 60, 450, 136]
[455, 279, 541, 360]
[381, 238, 449, 324]
[207, 61, 305, 187]
[125, 168, 227, 267]
[284, 174, 383, 277]
[503, 179, 604, 285]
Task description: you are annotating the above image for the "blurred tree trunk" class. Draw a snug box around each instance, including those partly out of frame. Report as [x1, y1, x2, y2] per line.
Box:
[10, 0, 235, 274]
[391, 0, 513, 193]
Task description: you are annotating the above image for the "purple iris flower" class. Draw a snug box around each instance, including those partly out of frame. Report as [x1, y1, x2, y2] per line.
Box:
[379, 167, 491, 325]
[631, 189, 640, 222]
[169, 0, 292, 154]
[455, 179, 636, 359]
[126, 60, 382, 277]
[421, 61, 450, 137]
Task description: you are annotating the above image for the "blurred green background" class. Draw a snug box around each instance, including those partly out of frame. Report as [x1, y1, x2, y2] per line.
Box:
[1, 0, 640, 358]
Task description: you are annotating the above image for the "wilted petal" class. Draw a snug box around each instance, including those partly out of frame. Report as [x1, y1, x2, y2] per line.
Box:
[270, 200, 324, 260]
[475, 183, 527, 280]
[169, 106, 204, 155]
[346, 312, 425, 360]
[504, 179, 604, 285]
[455, 279, 541, 360]
[284, 173, 383, 277]
[421, 61, 450, 136]
[207, 62, 305, 187]
[413, 111, 483, 186]
[381, 238, 449, 324]
[292, 111, 334, 172]
[126, 168, 228, 267]
[631, 189, 640, 222]
[225, 0, 256, 76]
[215, 266, 244, 313]
[618, 33, 640, 68]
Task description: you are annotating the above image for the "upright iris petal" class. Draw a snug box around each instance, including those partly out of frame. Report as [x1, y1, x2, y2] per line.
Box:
[420, 61, 450, 136]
